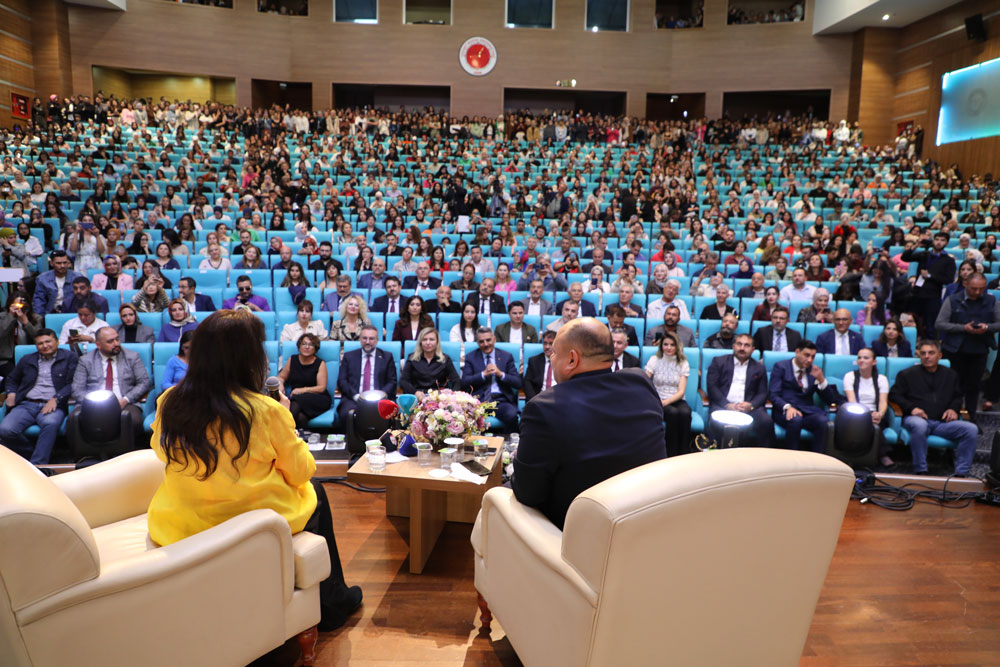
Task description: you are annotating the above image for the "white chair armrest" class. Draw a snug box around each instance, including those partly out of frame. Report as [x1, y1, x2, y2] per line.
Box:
[52, 450, 164, 529]
[291, 531, 330, 590]
[18, 509, 295, 624]
[480, 488, 599, 606]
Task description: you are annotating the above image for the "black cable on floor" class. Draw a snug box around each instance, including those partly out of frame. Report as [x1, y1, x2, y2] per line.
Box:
[851, 474, 985, 510]
[315, 475, 386, 493]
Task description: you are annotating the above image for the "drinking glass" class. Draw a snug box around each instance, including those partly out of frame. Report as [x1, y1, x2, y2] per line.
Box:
[474, 439, 489, 462]
[415, 443, 434, 467]
[367, 443, 387, 472]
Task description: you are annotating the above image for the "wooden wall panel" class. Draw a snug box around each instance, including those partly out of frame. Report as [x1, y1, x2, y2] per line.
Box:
[854, 27, 899, 146]
[0, 7, 33, 40]
[62, 0, 853, 119]
[91, 65, 133, 99]
[893, 0, 1000, 176]
[30, 0, 72, 101]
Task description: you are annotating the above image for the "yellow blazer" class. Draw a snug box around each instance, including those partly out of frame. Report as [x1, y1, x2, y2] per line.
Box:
[147, 389, 317, 546]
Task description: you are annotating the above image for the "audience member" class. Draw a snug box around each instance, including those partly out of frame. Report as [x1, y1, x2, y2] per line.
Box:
[815, 309, 865, 355]
[277, 333, 332, 428]
[399, 327, 460, 399]
[336, 324, 397, 424]
[644, 330, 691, 456]
[842, 347, 893, 467]
[523, 330, 557, 399]
[705, 333, 774, 448]
[495, 301, 538, 343]
[610, 328, 640, 372]
[769, 340, 842, 452]
[0, 329, 77, 465]
[461, 327, 521, 431]
[889, 339, 977, 476]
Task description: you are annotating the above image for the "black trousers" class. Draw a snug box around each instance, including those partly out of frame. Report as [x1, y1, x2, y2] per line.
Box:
[662, 401, 692, 457]
[944, 350, 988, 419]
[303, 480, 351, 610]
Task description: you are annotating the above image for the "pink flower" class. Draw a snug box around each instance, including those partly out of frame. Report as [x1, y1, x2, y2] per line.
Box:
[411, 420, 426, 437]
[446, 420, 465, 435]
[425, 401, 439, 411]
[477, 418, 486, 429]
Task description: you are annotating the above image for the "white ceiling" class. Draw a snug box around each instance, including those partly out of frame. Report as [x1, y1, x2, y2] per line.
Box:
[63, 0, 126, 10]
[813, 0, 965, 35]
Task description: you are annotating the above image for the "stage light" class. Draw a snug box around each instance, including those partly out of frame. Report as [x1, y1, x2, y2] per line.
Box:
[881, 13, 890, 21]
[591, 26, 598, 32]
[710, 409, 754, 449]
[68, 389, 134, 463]
[831, 402, 878, 466]
[346, 390, 398, 455]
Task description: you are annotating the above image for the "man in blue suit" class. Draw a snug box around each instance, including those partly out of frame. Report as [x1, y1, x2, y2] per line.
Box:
[178, 277, 217, 312]
[461, 326, 522, 431]
[705, 334, 774, 448]
[512, 318, 666, 528]
[357, 258, 392, 291]
[0, 329, 77, 464]
[769, 340, 842, 452]
[815, 309, 865, 355]
[336, 325, 397, 425]
[33, 250, 82, 315]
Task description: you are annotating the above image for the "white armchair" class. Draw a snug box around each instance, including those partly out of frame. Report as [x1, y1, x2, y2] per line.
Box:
[472, 448, 854, 667]
[0, 447, 330, 667]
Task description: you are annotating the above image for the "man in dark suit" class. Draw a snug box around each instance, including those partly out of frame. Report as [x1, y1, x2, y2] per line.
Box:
[556, 282, 597, 317]
[65, 276, 110, 316]
[178, 277, 217, 312]
[424, 285, 462, 314]
[606, 305, 639, 347]
[461, 327, 522, 431]
[769, 340, 842, 452]
[901, 232, 956, 339]
[369, 276, 403, 314]
[705, 334, 774, 448]
[752, 306, 801, 353]
[401, 262, 441, 290]
[603, 283, 643, 319]
[610, 328, 640, 372]
[0, 329, 77, 464]
[815, 309, 865, 355]
[336, 325, 398, 424]
[512, 318, 666, 529]
[495, 301, 538, 344]
[523, 331, 557, 400]
[463, 278, 506, 318]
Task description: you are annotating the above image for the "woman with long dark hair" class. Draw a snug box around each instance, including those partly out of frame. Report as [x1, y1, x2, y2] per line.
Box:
[392, 295, 434, 341]
[148, 309, 361, 631]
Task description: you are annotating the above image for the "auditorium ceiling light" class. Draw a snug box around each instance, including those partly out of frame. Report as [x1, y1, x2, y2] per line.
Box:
[591, 26, 599, 32]
[881, 13, 890, 21]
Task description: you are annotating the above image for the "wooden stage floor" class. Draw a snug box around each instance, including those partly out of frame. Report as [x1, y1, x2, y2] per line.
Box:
[255, 481, 1000, 667]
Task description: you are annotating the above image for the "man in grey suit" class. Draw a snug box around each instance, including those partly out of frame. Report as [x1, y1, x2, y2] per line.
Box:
[72, 327, 152, 438]
[520, 279, 554, 317]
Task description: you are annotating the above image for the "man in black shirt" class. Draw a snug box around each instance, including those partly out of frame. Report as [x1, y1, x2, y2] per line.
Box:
[888, 339, 978, 476]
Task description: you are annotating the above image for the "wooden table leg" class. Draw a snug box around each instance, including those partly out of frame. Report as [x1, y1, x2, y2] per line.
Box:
[408, 487, 447, 574]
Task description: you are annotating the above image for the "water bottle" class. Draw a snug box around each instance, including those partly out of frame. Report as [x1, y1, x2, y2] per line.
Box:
[326, 434, 336, 450]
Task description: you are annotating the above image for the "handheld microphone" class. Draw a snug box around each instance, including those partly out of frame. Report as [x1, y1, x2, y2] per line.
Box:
[377, 399, 399, 420]
[265, 376, 281, 401]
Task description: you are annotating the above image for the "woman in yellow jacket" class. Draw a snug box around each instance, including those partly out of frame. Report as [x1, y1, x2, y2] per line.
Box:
[147, 308, 362, 631]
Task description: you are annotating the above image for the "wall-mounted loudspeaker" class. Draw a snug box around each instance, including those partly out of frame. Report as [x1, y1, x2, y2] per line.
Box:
[965, 14, 987, 42]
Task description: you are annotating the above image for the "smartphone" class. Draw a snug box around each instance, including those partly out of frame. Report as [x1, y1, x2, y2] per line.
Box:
[460, 459, 491, 476]
[69, 329, 79, 337]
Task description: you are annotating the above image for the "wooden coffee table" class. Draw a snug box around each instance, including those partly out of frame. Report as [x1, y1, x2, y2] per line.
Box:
[347, 436, 504, 574]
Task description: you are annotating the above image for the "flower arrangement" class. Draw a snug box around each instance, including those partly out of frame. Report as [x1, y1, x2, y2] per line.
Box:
[407, 389, 495, 445]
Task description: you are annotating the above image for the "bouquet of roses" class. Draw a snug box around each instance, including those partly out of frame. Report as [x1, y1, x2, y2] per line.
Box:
[407, 389, 495, 443]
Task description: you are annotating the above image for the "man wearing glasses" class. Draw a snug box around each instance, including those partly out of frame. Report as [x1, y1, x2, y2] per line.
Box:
[222, 276, 271, 312]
